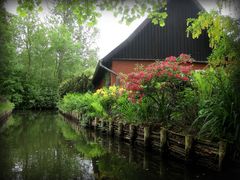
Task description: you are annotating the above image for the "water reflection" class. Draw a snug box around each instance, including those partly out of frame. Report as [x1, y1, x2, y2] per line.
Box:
[0, 111, 240, 180]
[0, 112, 95, 180]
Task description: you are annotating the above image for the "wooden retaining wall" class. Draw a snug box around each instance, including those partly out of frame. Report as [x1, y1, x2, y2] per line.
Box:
[60, 111, 228, 171]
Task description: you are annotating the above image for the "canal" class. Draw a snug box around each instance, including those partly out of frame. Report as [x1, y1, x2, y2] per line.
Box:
[0, 111, 240, 180]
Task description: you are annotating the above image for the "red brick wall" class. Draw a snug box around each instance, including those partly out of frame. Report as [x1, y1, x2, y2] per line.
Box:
[96, 59, 208, 88]
[111, 59, 155, 86]
[192, 63, 208, 70]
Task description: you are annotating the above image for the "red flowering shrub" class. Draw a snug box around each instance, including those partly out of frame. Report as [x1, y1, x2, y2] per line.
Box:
[121, 54, 193, 122]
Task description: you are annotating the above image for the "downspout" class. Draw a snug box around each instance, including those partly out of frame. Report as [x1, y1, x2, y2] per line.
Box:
[99, 60, 118, 76]
[99, 60, 119, 85]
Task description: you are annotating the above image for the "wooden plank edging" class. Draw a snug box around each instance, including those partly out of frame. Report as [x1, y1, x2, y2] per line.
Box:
[60, 112, 229, 171]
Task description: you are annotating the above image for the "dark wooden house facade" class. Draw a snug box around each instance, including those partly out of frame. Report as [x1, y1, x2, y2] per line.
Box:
[92, 0, 211, 89]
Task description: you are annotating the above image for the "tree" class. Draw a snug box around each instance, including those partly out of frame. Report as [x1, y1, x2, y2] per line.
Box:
[1, 2, 98, 109]
[187, 10, 240, 66]
[17, 0, 168, 26]
[0, 0, 15, 95]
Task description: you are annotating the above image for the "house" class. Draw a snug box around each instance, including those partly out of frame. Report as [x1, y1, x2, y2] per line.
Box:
[92, 0, 211, 89]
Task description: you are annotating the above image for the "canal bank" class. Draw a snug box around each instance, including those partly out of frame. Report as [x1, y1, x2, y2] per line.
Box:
[60, 111, 240, 171]
[1, 111, 240, 179]
[0, 98, 14, 126]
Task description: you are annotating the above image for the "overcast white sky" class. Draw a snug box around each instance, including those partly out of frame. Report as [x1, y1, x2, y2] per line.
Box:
[5, 0, 237, 59]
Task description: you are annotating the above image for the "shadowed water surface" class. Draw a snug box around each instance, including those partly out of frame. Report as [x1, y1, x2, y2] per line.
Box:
[0, 111, 239, 180]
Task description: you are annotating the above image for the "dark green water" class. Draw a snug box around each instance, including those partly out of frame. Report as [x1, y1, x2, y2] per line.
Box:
[0, 112, 240, 180]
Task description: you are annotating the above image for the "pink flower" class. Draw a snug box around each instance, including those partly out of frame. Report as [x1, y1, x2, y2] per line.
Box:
[168, 72, 173, 77]
[166, 56, 177, 62]
[182, 76, 189, 81]
[175, 74, 181, 79]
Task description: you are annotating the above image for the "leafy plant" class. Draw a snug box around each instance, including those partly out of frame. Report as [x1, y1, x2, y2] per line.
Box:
[187, 10, 240, 67]
[171, 87, 199, 132]
[59, 74, 93, 98]
[121, 54, 193, 123]
[0, 97, 14, 116]
[191, 68, 239, 141]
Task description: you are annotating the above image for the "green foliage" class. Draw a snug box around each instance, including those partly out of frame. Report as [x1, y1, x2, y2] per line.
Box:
[16, 0, 42, 17]
[94, 86, 119, 119]
[190, 68, 239, 141]
[59, 85, 169, 125]
[171, 88, 199, 131]
[186, 10, 240, 140]
[58, 93, 107, 122]
[2, 0, 169, 109]
[113, 94, 160, 124]
[59, 74, 93, 98]
[59, 66, 240, 142]
[15, 0, 168, 27]
[0, 1, 16, 95]
[112, 94, 137, 123]
[1, 3, 98, 109]
[0, 98, 14, 116]
[187, 10, 240, 66]
[54, 0, 167, 27]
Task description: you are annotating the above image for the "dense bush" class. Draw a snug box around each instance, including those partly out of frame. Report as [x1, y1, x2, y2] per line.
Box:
[58, 86, 154, 125]
[122, 54, 193, 123]
[3, 75, 59, 110]
[59, 74, 93, 97]
[0, 97, 14, 116]
[191, 68, 239, 140]
[58, 93, 106, 126]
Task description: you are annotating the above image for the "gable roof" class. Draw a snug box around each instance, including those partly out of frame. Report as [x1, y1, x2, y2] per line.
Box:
[92, 0, 211, 87]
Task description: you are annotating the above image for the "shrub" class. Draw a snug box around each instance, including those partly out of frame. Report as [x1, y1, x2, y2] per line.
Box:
[0, 97, 14, 116]
[191, 68, 239, 141]
[93, 86, 125, 121]
[170, 87, 199, 132]
[59, 74, 93, 97]
[121, 54, 193, 123]
[58, 92, 107, 125]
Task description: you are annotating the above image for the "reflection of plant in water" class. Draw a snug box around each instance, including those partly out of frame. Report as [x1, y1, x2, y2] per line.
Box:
[56, 118, 106, 159]
[56, 118, 79, 141]
[97, 154, 151, 180]
[75, 142, 106, 159]
[0, 112, 96, 180]
[0, 116, 21, 133]
[0, 99, 14, 116]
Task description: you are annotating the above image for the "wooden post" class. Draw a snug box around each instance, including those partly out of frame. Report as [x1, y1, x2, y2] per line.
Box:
[160, 127, 167, 152]
[218, 141, 227, 171]
[143, 150, 149, 170]
[118, 122, 123, 138]
[185, 135, 193, 161]
[144, 126, 151, 147]
[87, 118, 91, 128]
[117, 140, 122, 153]
[108, 137, 114, 152]
[129, 124, 136, 143]
[100, 119, 104, 130]
[128, 146, 133, 163]
[94, 117, 98, 130]
[109, 121, 114, 136]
